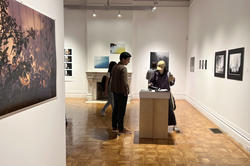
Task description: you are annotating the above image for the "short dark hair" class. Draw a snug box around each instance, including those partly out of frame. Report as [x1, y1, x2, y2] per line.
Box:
[120, 52, 131, 60]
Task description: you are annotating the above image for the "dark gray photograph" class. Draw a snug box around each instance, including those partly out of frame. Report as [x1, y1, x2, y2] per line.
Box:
[214, 51, 226, 78]
[150, 52, 169, 72]
[227, 47, 244, 81]
[190, 57, 195, 72]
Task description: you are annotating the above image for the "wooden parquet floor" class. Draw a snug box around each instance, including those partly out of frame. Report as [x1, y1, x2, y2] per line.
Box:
[66, 98, 250, 166]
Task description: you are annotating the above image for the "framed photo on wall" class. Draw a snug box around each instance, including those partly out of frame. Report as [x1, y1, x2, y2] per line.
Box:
[190, 57, 195, 72]
[214, 50, 226, 78]
[227, 47, 244, 81]
[94, 56, 109, 68]
[0, 0, 56, 117]
[150, 52, 169, 72]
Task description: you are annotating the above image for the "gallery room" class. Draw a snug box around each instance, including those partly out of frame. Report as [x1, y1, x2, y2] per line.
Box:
[0, 0, 249, 165]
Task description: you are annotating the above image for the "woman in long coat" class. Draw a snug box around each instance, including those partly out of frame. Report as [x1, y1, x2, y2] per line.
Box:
[149, 60, 176, 126]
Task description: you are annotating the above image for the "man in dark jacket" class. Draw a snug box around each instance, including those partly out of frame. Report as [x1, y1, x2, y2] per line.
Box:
[111, 52, 131, 133]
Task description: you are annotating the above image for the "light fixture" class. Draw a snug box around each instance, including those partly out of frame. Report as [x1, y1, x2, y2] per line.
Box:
[92, 10, 97, 17]
[152, 6, 157, 12]
[117, 10, 122, 18]
[152, 0, 158, 12]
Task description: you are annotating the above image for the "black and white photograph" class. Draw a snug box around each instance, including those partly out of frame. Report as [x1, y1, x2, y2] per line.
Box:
[214, 50, 226, 78]
[150, 52, 169, 72]
[190, 57, 195, 72]
[65, 70, 72, 76]
[227, 47, 244, 81]
[65, 56, 72, 62]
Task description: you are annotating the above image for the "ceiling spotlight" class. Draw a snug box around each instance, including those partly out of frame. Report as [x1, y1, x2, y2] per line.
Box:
[117, 11, 122, 18]
[152, 0, 158, 12]
[152, 6, 157, 12]
[92, 10, 97, 17]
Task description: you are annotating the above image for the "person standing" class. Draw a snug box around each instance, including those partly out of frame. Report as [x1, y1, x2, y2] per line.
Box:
[149, 60, 177, 128]
[146, 61, 157, 83]
[111, 52, 131, 133]
[100, 61, 117, 116]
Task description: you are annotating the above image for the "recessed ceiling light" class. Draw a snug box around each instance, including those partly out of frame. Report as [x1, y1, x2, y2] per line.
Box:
[117, 11, 122, 18]
[92, 10, 97, 17]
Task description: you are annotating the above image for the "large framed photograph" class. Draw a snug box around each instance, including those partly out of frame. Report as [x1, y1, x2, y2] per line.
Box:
[227, 47, 244, 81]
[214, 51, 226, 78]
[0, 0, 56, 117]
[150, 52, 169, 72]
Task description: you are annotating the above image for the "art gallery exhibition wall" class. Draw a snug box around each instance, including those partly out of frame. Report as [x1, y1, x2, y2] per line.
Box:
[64, 7, 188, 98]
[64, 9, 88, 97]
[186, 0, 250, 150]
[0, 0, 66, 166]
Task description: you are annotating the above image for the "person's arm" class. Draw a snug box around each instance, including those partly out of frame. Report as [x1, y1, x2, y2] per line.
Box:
[121, 67, 129, 96]
[149, 71, 156, 86]
[168, 72, 175, 86]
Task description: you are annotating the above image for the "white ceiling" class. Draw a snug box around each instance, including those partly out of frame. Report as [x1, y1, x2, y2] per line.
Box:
[64, 0, 191, 10]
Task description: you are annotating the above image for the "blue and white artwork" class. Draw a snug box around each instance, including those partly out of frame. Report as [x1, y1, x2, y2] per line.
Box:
[94, 56, 109, 68]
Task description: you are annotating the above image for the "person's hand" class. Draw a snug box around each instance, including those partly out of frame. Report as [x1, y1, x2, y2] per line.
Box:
[169, 75, 175, 82]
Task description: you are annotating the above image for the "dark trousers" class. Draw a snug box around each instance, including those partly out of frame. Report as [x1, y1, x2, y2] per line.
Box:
[168, 98, 176, 125]
[112, 92, 128, 131]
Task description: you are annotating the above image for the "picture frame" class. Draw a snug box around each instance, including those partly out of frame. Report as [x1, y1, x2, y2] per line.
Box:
[214, 50, 226, 78]
[190, 57, 195, 72]
[94, 56, 109, 68]
[110, 43, 125, 54]
[227, 47, 244, 81]
[150, 52, 169, 72]
[0, 0, 56, 117]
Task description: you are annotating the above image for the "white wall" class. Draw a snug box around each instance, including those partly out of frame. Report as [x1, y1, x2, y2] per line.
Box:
[131, 7, 188, 98]
[0, 0, 66, 166]
[64, 8, 188, 98]
[64, 9, 88, 97]
[86, 10, 133, 72]
[186, 0, 250, 150]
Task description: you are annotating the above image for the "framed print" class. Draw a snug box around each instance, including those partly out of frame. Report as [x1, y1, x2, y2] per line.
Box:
[227, 47, 244, 81]
[94, 56, 109, 68]
[110, 43, 125, 54]
[214, 50, 226, 78]
[0, 0, 56, 117]
[205, 60, 207, 69]
[150, 52, 169, 72]
[199, 60, 201, 69]
[64, 49, 72, 55]
[190, 57, 195, 72]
